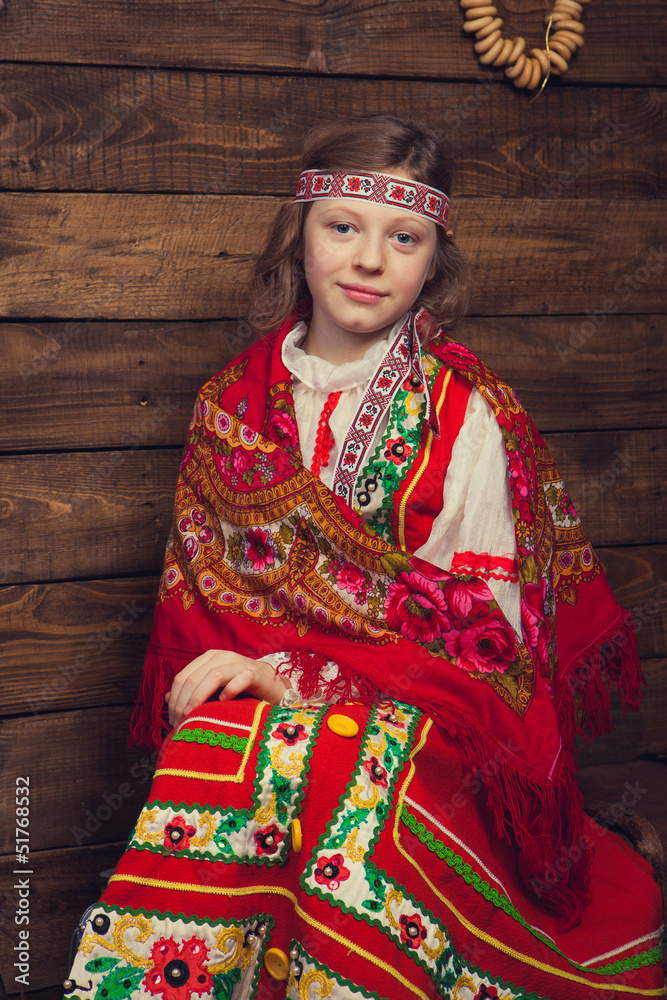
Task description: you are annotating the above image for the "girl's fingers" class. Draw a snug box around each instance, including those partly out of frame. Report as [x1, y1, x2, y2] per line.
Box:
[166, 651, 288, 727]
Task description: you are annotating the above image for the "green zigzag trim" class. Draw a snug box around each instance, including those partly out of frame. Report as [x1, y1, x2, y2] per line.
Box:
[171, 726, 248, 753]
[400, 807, 663, 976]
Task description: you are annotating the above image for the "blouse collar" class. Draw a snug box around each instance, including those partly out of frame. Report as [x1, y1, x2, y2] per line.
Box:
[281, 314, 409, 393]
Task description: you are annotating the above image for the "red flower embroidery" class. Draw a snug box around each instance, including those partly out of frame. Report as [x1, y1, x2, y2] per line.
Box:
[363, 755, 388, 788]
[335, 563, 367, 597]
[144, 936, 212, 1000]
[392, 185, 406, 201]
[384, 436, 412, 466]
[231, 449, 253, 475]
[386, 571, 451, 643]
[163, 816, 197, 851]
[399, 913, 427, 949]
[348, 177, 361, 192]
[254, 823, 285, 856]
[314, 177, 325, 191]
[273, 722, 308, 746]
[444, 606, 516, 674]
[246, 528, 275, 572]
[314, 853, 350, 891]
[441, 577, 494, 619]
[268, 410, 299, 449]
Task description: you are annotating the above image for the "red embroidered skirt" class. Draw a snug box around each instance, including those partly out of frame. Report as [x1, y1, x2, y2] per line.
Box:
[66, 699, 664, 1000]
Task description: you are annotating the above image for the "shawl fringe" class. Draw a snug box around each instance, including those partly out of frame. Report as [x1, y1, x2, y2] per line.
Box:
[557, 608, 643, 748]
[129, 647, 194, 749]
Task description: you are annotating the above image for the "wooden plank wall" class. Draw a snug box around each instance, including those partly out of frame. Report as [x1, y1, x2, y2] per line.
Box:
[0, 1, 665, 994]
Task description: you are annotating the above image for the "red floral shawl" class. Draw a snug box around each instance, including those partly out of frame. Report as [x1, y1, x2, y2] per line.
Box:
[131, 309, 642, 927]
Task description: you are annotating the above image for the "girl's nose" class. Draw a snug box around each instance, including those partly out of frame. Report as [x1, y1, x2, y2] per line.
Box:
[353, 235, 385, 272]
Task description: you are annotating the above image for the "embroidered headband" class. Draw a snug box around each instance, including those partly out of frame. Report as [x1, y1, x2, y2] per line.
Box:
[294, 170, 449, 228]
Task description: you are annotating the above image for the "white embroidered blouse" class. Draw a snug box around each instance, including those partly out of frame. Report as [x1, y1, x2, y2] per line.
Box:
[266, 316, 522, 693]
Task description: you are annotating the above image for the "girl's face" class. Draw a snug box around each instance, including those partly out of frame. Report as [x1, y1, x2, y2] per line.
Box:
[301, 181, 437, 362]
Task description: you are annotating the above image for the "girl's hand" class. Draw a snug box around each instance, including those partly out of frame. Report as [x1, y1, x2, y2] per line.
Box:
[166, 649, 291, 728]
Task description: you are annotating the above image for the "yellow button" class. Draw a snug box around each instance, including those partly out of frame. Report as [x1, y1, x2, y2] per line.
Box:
[264, 947, 289, 980]
[327, 713, 359, 738]
[291, 817, 303, 853]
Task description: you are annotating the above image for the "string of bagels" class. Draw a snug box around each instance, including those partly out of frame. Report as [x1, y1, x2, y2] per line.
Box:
[461, 0, 587, 93]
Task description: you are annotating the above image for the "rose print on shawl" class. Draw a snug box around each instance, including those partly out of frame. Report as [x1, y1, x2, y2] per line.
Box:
[386, 571, 452, 644]
[443, 605, 516, 675]
[380, 554, 528, 711]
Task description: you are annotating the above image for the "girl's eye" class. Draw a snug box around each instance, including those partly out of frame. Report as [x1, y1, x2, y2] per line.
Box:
[395, 232, 416, 245]
[332, 223, 353, 234]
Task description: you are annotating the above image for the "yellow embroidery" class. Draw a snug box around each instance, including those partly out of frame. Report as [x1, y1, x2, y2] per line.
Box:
[343, 828, 366, 863]
[384, 887, 404, 929]
[113, 913, 153, 968]
[349, 781, 380, 811]
[133, 808, 162, 845]
[189, 811, 216, 848]
[207, 927, 245, 975]
[298, 969, 333, 999]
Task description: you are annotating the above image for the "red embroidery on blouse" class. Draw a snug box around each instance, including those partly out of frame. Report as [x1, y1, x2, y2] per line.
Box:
[452, 551, 519, 583]
[311, 391, 343, 477]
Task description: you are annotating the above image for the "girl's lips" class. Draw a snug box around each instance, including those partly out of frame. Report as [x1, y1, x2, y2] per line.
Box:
[339, 284, 387, 303]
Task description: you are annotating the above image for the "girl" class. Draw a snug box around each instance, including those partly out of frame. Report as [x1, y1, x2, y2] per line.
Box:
[65, 115, 664, 1000]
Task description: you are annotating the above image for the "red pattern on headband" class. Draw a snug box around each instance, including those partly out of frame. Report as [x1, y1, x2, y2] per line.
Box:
[294, 170, 449, 228]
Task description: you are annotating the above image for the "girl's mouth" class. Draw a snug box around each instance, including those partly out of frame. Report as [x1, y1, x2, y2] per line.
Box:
[339, 284, 387, 303]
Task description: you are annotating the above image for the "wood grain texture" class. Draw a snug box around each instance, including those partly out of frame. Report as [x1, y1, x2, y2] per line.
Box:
[0, 450, 181, 584]
[576, 658, 667, 767]
[0, 842, 126, 992]
[0, 707, 151, 853]
[0, 577, 158, 717]
[598, 547, 667, 660]
[547, 430, 666, 547]
[0, 0, 664, 84]
[0, 194, 665, 319]
[1, 316, 664, 453]
[0, 432, 664, 585]
[1, 64, 664, 197]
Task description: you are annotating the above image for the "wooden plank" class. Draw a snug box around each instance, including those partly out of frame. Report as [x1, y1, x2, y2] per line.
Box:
[0, 194, 665, 320]
[1, 64, 664, 198]
[598, 547, 667, 660]
[0, 0, 664, 84]
[0, 578, 158, 717]
[1, 316, 664, 454]
[0, 707, 151, 854]
[577, 658, 667, 767]
[576, 760, 667, 833]
[0, 321, 254, 451]
[0, 450, 181, 584]
[460, 316, 667, 431]
[0, 842, 126, 993]
[0, 433, 664, 585]
[0, 546, 663, 718]
[546, 429, 666, 547]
